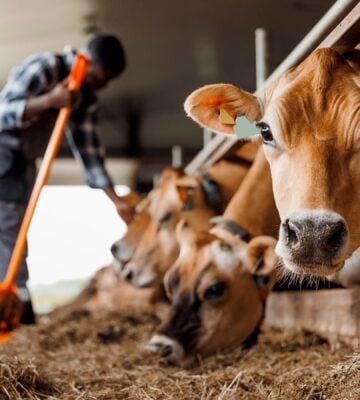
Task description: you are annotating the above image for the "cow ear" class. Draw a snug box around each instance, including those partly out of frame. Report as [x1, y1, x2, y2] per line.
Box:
[184, 83, 262, 135]
[175, 176, 199, 204]
[135, 197, 150, 213]
[119, 191, 142, 208]
[163, 263, 180, 301]
[246, 236, 278, 276]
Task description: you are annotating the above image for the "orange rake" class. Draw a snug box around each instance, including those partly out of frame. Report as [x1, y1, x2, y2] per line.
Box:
[0, 53, 88, 342]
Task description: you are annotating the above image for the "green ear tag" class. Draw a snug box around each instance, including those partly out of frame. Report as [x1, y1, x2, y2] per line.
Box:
[234, 116, 258, 139]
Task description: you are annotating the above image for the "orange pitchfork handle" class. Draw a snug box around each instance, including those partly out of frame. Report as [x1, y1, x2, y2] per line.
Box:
[0, 53, 88, 337]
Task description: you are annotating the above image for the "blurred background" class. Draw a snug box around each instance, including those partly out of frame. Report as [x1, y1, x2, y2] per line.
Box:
[0, 0, 335, 188]
[0, 0, 336, 310]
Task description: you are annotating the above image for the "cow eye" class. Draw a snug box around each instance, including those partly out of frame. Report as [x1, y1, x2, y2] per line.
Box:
[159, 212, 172, 225]
[204, 282, 226, 301]
[256, 122, 274, 145]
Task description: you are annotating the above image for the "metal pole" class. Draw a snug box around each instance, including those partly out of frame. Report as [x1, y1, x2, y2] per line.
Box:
[203, 127, 213, 148]
[255, 28, 269, 89]
[172, 145, 183, 167]
[262, 0, 358, 88]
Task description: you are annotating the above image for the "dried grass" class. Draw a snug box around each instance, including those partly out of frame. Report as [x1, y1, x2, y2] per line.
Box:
[0, 295, 359, 399]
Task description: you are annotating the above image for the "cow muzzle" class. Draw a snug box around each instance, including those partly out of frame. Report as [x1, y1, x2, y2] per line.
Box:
[277, 210, 349, 276]
[120, 262, 157, 287]
[111, 241, 134, 264]
[146, 334, 185, 363]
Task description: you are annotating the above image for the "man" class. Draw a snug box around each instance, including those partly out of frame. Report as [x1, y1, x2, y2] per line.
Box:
[0, 34, 135, 323]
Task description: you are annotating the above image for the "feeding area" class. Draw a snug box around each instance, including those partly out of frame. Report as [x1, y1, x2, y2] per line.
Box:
[0, 0, 359, 399]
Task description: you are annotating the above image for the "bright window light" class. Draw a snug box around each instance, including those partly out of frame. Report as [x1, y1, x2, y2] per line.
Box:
[27, 185, 129, 286]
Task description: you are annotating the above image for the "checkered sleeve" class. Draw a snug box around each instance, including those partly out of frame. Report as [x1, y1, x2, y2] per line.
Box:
[66, 103, 113, 189]
[0, 53, 57, 131]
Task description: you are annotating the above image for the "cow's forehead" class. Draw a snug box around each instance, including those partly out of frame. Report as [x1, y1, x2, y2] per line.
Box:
[178, 237, 244, 289]
[263, 52, 360, 147]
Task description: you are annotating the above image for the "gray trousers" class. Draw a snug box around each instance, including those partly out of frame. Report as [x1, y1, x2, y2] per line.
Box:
[0, 201, 28, 286]
[0, 162, 35, 288]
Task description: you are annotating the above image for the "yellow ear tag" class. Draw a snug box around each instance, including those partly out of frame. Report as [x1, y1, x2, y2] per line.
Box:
[219, 108, 235, 125]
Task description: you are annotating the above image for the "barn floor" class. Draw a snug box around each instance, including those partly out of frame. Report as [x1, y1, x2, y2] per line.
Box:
[1, 295, 359, 400]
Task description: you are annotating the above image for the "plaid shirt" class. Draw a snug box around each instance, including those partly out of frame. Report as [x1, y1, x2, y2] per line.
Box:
[0, 46, 113, 189]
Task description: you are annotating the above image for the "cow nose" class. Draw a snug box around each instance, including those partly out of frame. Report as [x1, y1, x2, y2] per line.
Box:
[281, 211, 348, 262]
[111, 243, 118, 257]
[145, 334, 184, 362]
[121, 265, 133, 282]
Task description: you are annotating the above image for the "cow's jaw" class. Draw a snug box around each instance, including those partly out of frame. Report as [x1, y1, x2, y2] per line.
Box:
[276, 210, 350, 277]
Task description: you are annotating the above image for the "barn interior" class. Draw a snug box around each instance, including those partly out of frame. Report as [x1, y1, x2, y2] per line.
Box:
[0, 0, 342, 291]
[0, 0, 359, 399]
[0, 0, 335, 188]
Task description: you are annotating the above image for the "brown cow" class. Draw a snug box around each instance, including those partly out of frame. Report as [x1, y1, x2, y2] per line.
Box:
[111, 198, 151, 267]
[121, 148, 257, 288]
[185, 48, 360, 278]
[146, 221, 277, 363]
[120, 168, 216, 287]
[147, 148, 280, 362]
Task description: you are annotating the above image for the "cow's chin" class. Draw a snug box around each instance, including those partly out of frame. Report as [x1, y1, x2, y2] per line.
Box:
[130, 272, 158, 288]
[281, 258, 345, 277]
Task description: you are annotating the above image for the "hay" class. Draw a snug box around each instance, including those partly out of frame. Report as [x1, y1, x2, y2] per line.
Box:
[0, 297, 359, 399]
[0, 357, 59, 399]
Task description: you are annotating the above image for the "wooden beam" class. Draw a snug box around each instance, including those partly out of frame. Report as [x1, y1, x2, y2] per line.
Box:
[187, 2, 360, 173]
[318, 2, 360, 53]
[264, 288, 360, 348]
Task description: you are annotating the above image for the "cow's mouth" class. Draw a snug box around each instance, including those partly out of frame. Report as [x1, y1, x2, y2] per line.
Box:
[281, 258, 345, 277]
[131, 272, 158, 288]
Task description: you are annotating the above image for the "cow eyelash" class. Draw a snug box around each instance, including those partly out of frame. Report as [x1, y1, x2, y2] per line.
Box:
[256, 122, 275, 145]
[204, 281, 226, 301]
[159, 212, 172, 225]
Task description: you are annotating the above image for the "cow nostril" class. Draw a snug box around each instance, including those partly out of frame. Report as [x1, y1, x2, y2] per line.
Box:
[284, 219, 300, 247]
[161, 345, 173, 358]
[325, 221, 346, 251]
[123, 268, 133, 281]
[111, 243, 118, 256]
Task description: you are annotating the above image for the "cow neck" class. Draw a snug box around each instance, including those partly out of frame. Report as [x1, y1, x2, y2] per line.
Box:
[210, 217, 252, 242]
[221, 148, 279, 238]
[200, 174, 223, 215]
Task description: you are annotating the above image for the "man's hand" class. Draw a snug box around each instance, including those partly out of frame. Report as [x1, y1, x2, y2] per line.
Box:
[114, 199, 135, 224]
[46, 81, 77, 109]
[23, 79, 78, 122]
[103, 186, 135, 225]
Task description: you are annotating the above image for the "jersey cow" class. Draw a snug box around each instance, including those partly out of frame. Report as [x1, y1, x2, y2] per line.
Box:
[147, 148, 279, 363]
[185, 48, 360, 278]
[111, 197, 151, 268]
[122, 148, 257, 288]
[147, 222, 277, 363]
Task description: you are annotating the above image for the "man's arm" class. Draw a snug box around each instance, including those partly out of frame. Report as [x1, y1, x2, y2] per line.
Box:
[0, 53, 74, 130]
[103, 186, 135, 224]
[67, 103, 135, 224]
[23, 81, 74, 121]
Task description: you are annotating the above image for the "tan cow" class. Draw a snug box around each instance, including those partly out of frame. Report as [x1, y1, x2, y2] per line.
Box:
[146, 221, 277, 363]
[111, 198, 151, 267]
[185, 48, 360, 278]
[120, 167, 216, 287]
[147, 148, 280, 362]
[121, 148, 258, 288]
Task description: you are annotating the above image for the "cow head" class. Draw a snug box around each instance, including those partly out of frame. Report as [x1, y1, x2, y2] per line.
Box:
[146, 221, 277, 363]
[121, 168, 214, 287]
[111, 192, 151, 269]
[185, 48, 360, 278]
